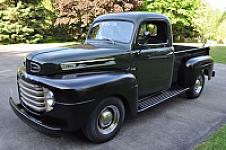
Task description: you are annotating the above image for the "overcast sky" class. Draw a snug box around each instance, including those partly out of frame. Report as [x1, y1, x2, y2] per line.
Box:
[206, 0, 226, 10]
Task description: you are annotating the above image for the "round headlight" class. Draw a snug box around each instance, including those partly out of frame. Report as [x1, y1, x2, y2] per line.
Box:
[44, 88, 55, 112]
[46, 99, 54, 107]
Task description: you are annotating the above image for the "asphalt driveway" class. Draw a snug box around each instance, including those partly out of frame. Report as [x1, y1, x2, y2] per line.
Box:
[0, 45, 226, 150]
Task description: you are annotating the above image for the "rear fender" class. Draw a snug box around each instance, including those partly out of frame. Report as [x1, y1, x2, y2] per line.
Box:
[184, 56, 214, 87]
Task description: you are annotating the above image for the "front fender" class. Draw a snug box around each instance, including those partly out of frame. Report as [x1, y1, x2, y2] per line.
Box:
[18, 67, 138, 117]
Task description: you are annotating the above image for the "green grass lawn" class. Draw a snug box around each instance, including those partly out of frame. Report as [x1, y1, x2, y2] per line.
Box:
[195, 125, 226, 150]
[210, 46, 226, 64]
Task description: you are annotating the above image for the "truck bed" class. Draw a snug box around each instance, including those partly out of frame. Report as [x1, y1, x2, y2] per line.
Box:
[172, 45, 210, 85]
[174, 45, 209, 53]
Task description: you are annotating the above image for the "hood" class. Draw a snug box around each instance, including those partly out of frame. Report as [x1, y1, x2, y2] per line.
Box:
[25, 44, 130, 75]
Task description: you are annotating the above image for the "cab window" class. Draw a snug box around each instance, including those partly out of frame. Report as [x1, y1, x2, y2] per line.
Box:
[137, 21, 168, 45]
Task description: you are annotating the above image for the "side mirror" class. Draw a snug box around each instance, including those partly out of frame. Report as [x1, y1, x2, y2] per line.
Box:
[137, 36, 145, 45]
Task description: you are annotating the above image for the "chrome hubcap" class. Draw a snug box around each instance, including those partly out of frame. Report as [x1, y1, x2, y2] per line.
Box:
[194, 76, 203, 95]
[97, 105, 120, 135]
[99, 110, 113, 128]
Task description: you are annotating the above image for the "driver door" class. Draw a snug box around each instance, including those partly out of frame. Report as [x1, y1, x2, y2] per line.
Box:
[134, 20, 174, 98]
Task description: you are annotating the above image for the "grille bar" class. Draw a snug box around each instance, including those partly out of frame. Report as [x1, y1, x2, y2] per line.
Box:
[19, 88, 44, 101]
[18, 79, 43, 91]
[18, 79, 45, 113]
[21, 97, 45, 112]
[20, 93, 45, 106]
[19, 82, 44, 96]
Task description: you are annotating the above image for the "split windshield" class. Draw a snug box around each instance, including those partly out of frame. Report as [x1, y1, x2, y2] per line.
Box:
[87, 21, 134, 44]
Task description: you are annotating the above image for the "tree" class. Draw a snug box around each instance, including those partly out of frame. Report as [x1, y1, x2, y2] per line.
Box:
[193, 2, 226, 45]
[215, 19, 226, 44]
[54, 0, 143, 40]
[217, 11, 226, 29]
[0, 0, 53, 44]
[145, 0, 201, 42]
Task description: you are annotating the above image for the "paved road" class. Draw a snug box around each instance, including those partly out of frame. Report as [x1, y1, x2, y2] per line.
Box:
[0, 47, 226, 150]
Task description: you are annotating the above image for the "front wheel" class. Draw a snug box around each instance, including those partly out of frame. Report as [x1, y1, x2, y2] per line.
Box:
[186, 73, 205, 99]
[82, 97, 125, 143]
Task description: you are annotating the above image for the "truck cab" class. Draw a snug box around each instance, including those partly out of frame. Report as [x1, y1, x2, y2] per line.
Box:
[10, 12, 215, 143]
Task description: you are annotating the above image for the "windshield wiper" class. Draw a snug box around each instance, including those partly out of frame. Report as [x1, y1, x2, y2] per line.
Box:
[100, 36, 115, 45]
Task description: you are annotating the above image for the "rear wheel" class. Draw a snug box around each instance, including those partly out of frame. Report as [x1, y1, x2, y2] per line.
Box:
[186, 73, 205, 99]
[83, 97, 125, 143]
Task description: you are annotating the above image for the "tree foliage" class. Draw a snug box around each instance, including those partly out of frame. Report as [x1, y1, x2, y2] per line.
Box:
[217, 11, 226, 29]
[1, 0, 226, 44]
[145, 0, 201, 42]
[54, 0, 143, 40]
[193, 2, 226, 44]
[0, 0, 53, 44]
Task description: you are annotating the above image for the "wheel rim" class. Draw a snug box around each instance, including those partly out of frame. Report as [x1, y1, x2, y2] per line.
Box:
[97, 105, 120, 135]
[194, 76, 203, 95]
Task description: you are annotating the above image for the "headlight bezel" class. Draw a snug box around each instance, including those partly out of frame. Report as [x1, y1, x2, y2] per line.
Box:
[43, 88, 55, 112]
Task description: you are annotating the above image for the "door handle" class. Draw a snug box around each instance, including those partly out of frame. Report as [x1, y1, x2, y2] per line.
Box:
[131, 50, 141, 56]
[166, 52, 174, 55]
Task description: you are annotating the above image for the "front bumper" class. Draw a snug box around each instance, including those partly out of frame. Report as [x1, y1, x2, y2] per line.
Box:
[10, 95, 96, 134]
[9, 97, 62, 135]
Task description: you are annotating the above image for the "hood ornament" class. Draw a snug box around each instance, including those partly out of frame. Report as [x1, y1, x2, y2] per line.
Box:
[30, 62, 41, 73]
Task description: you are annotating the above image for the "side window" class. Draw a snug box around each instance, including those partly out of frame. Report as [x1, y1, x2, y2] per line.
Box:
[89, 25, 99, 39]
[137, 21, 168, 45]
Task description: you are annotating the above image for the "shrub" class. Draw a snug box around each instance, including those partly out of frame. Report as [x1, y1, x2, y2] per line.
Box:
[0, 0, 53, 44]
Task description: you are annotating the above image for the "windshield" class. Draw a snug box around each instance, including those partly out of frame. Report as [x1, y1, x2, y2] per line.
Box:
[87, 21, 134, 44]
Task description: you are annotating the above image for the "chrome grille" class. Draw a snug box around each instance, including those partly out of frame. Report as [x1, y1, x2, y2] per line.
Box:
[18, 79, 45, 112]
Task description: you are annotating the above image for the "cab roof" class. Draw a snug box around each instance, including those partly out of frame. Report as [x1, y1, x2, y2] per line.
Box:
[94, 12, 170, 23]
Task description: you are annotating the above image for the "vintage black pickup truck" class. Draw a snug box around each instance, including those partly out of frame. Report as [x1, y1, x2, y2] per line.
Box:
[9, 12, 215, 143]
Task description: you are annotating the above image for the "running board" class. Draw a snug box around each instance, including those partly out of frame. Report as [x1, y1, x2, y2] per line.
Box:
[138, 88, 189, 112]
